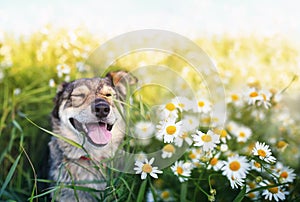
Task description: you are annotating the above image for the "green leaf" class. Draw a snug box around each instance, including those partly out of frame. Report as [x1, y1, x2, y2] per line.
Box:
[12, 120, 23, 132]
[24, 116, 82, 148]
[180, 182, 188, 202]
[119, 177, 134, 200]
[0, 153, 22, 197]
[137, 180, 147, 202]
[233, 186, 246, 202]
[27, 187, 59, 200]
[149, 179, 157, 202]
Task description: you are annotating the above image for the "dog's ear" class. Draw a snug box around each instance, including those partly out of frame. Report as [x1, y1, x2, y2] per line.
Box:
[106, 71, 137, 99]
[52, 82, 70, 120]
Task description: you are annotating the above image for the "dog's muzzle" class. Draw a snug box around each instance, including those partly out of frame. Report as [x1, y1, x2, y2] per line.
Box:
[69, 98, 114, 147]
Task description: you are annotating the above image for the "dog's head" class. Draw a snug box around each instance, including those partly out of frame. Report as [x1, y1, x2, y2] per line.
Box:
[52, 71, 137, 149]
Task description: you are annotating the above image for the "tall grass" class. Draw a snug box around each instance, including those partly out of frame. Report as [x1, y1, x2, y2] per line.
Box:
[0, 27, 299, 201]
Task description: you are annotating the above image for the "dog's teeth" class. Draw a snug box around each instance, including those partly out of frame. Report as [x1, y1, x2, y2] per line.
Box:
[83, 124, 88, 133]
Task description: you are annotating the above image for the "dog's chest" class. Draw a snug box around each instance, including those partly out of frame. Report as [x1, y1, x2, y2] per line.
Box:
[61, 158, 106, 189]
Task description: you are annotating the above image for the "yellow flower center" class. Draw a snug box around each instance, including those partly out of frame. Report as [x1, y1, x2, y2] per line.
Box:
[189, 153, 196, 159]
[163, 144, 175, 153]
[166, 125, 177, 135]
[277, 141, 288, 149]
[254, 161, 261, 168]
[201, 117, 211, 124]
[239, 132, 246, 137]
[220, 130, 227, 138]
[181, 132, 188, 139]
[210, 158, 218, 166]
[280, 171, 288, 179]
[248, 193, 256, 199]
[160, 191, 170, 199]
[141, 127, 148, 132]
[257, 149, 267, 157]
[268, 186, 279, 194]
[201, 134, 212, 142]
[165, 103, 176, 111]
[248, 182, 256, 189]
[198, 101, 205, 107]
[142, 164, 152, 173]
[177, 166, 183, 175]
[229, 161, 241, 171]
[249, 91, 258, 97]
[231, 94, 239, 101]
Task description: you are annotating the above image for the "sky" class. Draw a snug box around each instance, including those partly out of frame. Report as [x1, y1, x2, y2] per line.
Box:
[0, 0, 300, 40]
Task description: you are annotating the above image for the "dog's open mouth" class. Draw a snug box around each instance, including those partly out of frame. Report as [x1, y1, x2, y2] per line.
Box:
[69, 118, 113, 146]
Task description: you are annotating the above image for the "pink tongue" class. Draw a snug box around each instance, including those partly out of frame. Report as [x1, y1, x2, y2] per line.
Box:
[86, 123, 112, 145]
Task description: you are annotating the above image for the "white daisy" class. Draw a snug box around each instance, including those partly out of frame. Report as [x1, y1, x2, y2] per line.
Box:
[246, 87, 263, 105]
[232, 125, 252, 143]
[207, 153, 223, 171]
[49, 79, 56, 88]
[226, 121, 239, 134]
[227, 92, 243, 107]
[192, 130, 220, 152]
[158, 190, 174, 202]
[188, 148, 203, 165]
[276, 140, 288, 152]
[194, 98, 212, 114]
[182, 115, 199, 132]
[250, 160, 263, 172]
[221, 155, 250, 181]
[252, 142, 276, 163]
[220, 143, 229, 152]
[214, 128, 231, 143]
[156, 119, 182, 143]
[260, 181, 288, 202]
[171, 160, 192, 182]
[174, 131, 193, 147]
[172, 96, 193, 112]
[134, 157, 163, 180]
[161, 144, 176, 158]
[135, 121, 155, 139]
[134, 152, 147, 162]
[275, 165, 296, 183]
[229, 176, 245, 189]
[56, 63, 71, 77]
[134, 121, 155, 145]
[159, 101, 179, 119]
[258, 89, 272, 109]
[246, 181, 259, 200]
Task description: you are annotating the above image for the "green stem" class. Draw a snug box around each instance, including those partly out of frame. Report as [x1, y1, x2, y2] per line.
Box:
[194, 182, 210, 198]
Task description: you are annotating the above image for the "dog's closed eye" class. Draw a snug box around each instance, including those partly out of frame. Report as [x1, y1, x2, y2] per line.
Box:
[71, 93, 86, 98]
[104, 93, 112, 97]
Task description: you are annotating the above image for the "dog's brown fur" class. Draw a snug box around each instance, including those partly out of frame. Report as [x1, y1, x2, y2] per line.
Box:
[48, 71, 136, 201]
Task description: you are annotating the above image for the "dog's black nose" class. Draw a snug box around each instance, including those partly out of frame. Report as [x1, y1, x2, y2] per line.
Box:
[93, 98, 110, 118]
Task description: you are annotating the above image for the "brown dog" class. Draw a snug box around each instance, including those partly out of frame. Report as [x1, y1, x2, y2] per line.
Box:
[48, 71, 136, 201]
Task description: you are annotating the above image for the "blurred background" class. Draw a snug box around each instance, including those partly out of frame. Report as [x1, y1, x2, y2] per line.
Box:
[1, 0, 300, 40]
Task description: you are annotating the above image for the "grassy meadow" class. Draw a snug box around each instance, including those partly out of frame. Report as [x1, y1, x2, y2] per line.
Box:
[0, 27, 299, 201]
